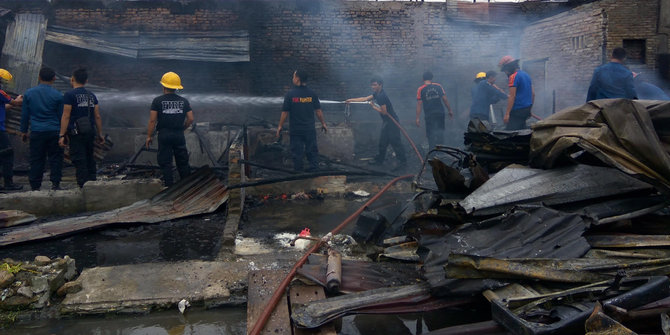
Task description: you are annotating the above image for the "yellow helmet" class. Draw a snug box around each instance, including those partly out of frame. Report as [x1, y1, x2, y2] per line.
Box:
[0, 69, 13, 81]
[160, 71, 183, 90]
[475, 72, 486, 79]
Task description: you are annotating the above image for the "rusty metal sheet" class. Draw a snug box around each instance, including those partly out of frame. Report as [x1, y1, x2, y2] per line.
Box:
[1, 13, 46, 94]
[587, 234, 670, 248]
[289, 285, 336, 335]
[585, 302, 637, 335]
[247, 269, 291, 335]
[46, 26, 249, 62]
[0, 166, 228, 247]
[459, 164, 654, 216]
[0, 210, 36, 228]
[297, 254, 420, 294]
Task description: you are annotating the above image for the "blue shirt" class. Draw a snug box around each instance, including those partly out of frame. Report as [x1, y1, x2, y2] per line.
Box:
[586, 62, 637, 101]
[21, 84, 63, 133]
[0, 90, 12, 131]
[470, 80, 508, 120]
[508, 70, 533, 110]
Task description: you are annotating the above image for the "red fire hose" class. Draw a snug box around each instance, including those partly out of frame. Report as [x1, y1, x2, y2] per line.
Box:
[247, 174, 414, 335]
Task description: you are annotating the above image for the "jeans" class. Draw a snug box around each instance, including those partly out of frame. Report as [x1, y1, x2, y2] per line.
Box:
[0, 131, 14, 186]
[29, 131, 63, 190]
[506, 106, 532, 130]
[376, 121, 406, 163]
[290, 130, 318, 171]
[157, 129, 190, 186]
[69, 133, 96, 187]
[425, 113, 445, 151]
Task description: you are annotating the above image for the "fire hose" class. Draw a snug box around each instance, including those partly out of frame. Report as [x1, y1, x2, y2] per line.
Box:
[247, 174, 414, 335]
[344, 101, 424, 165]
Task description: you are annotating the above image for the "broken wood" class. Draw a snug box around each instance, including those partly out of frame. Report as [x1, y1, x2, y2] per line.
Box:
[247, 269, 291, 335]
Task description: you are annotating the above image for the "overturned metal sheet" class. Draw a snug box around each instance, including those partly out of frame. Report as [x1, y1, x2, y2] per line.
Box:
[0, 167, 228, 247]
[419, 206, 590, 296]
[46, 26, 249, 62]
[459, 164, 654, 216]
[1, 13, 47, 93]
[530, 99, 670, 192]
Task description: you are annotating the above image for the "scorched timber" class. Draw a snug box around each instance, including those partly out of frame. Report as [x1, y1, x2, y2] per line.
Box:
[0, 167, 228, 247]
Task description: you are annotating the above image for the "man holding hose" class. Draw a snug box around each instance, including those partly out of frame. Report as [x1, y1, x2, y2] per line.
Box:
[346, 77, 406, 171]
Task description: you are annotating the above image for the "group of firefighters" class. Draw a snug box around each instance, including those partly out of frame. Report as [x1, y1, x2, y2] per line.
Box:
[0, 47, 652, 188]
[280, 55, 535, 172]
[0, 68, 193, 190]
[281, 47, 655, 173]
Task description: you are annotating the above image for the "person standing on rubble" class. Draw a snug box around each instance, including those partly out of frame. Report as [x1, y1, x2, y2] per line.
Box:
[499, 56, 534, 130]
[0, 69, 23, 191]
[469, 71, 508, 122]
[587, 47, 637, 102]
[276, 70, 327, 172]
[345, 77, 406, 171]
[20, 67, 64, 191]
[145, 71, 193, 187]
[58, 68, 105, 188]
[415, 71, 453, 151]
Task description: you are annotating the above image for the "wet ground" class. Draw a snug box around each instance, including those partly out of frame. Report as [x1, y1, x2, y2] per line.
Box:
[3, 190, 476, 334]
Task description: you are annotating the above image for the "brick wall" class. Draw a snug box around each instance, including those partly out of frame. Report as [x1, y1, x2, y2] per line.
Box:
[45, 0, 521, 131]
[521, 0, 662, 111]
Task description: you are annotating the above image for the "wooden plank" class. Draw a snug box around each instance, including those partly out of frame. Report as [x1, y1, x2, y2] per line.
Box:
[247, 269, 291, 335]
[290, 285, 336, 335]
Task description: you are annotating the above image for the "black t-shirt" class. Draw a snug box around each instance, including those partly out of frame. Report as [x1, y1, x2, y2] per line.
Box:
[372, 90, 399, 123]
[417, 83, 445, 116]
[150, 93, 192, 130]
[282, 85, 321, 133]
[63, 87, 98, 129]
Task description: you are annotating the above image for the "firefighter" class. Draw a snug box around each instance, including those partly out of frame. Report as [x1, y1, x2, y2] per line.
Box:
[499, 56, 534, 130]
[276, 70, 327, 172]
[145, 72, 194, 186]
[0, 69, 22, 191]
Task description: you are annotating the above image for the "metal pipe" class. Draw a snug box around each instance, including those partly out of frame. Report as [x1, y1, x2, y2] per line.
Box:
[326, 248, 342, 293]
[247, 174, 414, 335]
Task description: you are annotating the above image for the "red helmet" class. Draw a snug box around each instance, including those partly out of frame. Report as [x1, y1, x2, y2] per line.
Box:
[498, 55, 516, 68]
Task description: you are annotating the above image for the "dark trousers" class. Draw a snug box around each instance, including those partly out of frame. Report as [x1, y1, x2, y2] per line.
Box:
[425, 113, 445, 151]
[377, 121, 406, 163]
[506, 106, 532, 130]
[0, 131, 14, 186]
[157, 129, 190, 186]
[290, 131, 318, 171]
[69, 133, 96, 187]
[29, 131, 63, 190]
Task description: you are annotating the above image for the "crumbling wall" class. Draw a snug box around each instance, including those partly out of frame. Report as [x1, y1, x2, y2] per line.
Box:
[521, 6, 606, 111]
[521, 0, 662, 111]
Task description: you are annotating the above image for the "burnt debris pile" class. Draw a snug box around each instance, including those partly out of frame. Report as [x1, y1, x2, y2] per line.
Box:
[285, 99, 670, 335]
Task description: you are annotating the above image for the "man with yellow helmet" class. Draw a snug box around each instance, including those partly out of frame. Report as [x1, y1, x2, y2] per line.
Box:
[145, 71, 194, 187]
[0, 68, 22, 190]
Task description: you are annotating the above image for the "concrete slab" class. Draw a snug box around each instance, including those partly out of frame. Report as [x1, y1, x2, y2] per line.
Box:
[61, 261, 248, 315]
[0, 179, 163, 217]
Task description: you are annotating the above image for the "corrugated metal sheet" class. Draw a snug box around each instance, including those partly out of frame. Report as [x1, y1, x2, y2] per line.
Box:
[0, 13, 47, 94]
[46, 26, 249, 62]
[0, 166, 228, 247]
[459, 164, 655, 216]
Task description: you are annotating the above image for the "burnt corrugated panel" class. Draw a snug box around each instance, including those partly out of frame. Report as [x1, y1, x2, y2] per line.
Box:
[0, 166, 228, 247]
[46, 26, 249, 62]
[419, 206, 590, 296]
[1, 13, 47, 94]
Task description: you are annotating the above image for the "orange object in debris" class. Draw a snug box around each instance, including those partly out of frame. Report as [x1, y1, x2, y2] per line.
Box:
[299, 228, 311, 237]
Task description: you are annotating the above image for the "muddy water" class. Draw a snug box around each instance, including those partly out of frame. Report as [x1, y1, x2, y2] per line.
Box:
[2, 196, 485, 334]
[2, 211, 228, 272]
